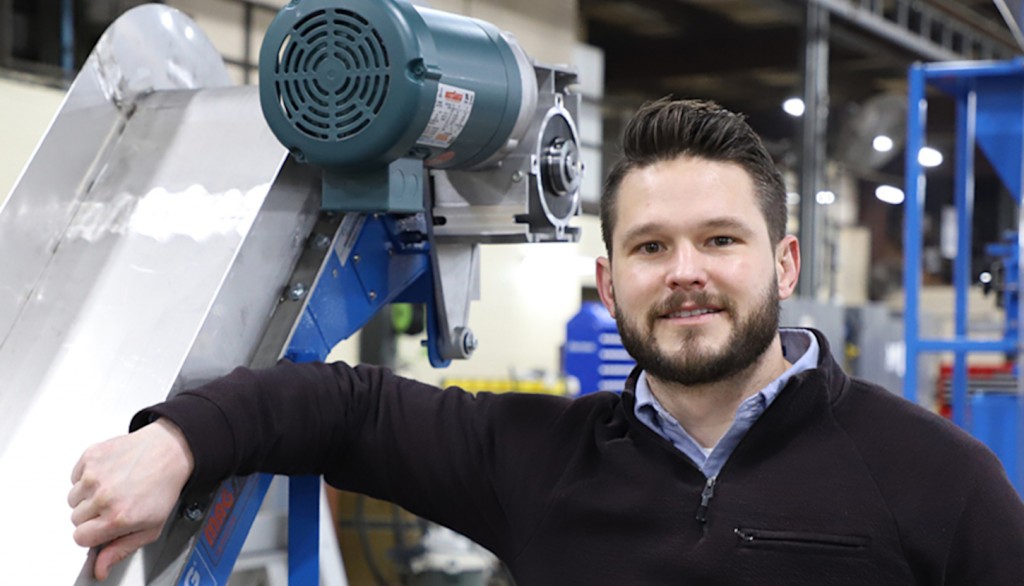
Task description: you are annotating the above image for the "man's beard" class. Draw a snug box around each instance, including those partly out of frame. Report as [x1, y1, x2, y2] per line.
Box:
[616, 280, 781, 386]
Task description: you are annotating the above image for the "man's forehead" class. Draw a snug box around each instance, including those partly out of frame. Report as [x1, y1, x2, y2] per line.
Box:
[616, 159, 758, 212]
[621, 156, 754, 187]
[611, 159, 767, 242]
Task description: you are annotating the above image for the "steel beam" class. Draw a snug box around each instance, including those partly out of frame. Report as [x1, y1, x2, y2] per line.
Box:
[797, 1, 829, 297]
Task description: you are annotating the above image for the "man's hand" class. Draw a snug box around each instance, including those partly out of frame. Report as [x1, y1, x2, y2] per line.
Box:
[69, 418, 195, 581]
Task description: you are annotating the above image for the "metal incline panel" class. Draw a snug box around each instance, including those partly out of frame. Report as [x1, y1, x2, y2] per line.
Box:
[0, 6, 319, 583]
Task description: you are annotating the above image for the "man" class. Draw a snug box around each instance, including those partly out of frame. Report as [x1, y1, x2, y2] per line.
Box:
[71, 99, 1024, 584]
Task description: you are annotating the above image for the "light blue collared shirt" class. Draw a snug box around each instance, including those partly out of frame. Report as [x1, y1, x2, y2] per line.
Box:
[634, 329, 819, 478]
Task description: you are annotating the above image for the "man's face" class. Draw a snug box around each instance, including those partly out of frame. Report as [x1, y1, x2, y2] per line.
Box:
[596, 156, 799, 386]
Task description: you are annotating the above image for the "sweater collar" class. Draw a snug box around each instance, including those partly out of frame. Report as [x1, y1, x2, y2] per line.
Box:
[622, 328, 846, 415]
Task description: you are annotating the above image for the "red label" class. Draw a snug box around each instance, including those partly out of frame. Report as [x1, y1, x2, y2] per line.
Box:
[444, 90, 463, 102]
[426, 150, 457, 167]
[203, 486, 236, 546]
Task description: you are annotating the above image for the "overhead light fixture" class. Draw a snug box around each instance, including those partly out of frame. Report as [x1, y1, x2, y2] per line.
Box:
[872, 135, 894, 152]
[783, 98, 805, 117]
[786, 191, 801, 205]
[875, 184, 905, 205]
[918, 146, 943, 167]
[815, 190, 835, 205]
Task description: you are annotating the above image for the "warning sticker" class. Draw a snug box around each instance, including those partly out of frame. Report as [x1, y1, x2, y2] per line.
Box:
[417, 83, 475, 149]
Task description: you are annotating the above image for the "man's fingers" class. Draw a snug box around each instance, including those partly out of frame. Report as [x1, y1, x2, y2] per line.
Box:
[94, 529, 159, 582]
[73, 505, 134, 549]
[67, 476, 94, 509]
[71, 455, 84, 484]
[73, 516, 111, 549]
[70, 497, 99, 527]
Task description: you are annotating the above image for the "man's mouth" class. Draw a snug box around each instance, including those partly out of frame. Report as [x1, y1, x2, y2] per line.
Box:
[662, 307, 722, 319]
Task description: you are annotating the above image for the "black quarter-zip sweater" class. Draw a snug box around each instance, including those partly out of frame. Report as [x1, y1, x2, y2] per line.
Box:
[136, 329, 1024, 584]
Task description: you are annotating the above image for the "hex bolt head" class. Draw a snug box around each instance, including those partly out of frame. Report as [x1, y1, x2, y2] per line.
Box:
[313, 233, 331, 250]
[459, 328, 478, 356]
[184, 503, 204, 521]
[288, 282, 308, 301]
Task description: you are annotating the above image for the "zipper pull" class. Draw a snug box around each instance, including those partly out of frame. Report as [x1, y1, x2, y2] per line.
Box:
[696, 475, 717, 523]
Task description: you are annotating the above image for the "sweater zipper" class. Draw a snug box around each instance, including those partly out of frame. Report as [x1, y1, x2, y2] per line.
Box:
[733, 528, 869, 550]
[695, 475, 717, 523]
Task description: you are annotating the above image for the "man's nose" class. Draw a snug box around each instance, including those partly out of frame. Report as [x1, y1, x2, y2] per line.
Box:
[665, 244, 709, 290]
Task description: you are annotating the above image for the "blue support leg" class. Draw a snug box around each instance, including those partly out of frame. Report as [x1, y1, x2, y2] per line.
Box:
[289, 476, 322, 585]
[951, 87, 976, 429]
[903, 64, 927, 403]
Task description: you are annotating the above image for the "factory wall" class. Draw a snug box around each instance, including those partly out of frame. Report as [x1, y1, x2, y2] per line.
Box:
[0, 78, 64, 205]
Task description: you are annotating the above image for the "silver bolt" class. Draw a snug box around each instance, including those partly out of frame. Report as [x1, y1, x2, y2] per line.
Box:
[460, 328, 478, 355]
[288, 282, 308, 300]
[313, 233, 331, 249]
[368, 291, 377, 301]
[184, 503, 203, 521]
[353, 254, 361, 264]
[511, 170, 524, 183]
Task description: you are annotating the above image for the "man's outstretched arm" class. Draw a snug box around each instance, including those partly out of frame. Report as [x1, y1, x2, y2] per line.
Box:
[69, 418, 195, 581]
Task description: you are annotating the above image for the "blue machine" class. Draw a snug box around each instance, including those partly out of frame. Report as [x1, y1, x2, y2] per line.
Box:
[904, 59, 1024, 494]
[564, 302, 635, 395]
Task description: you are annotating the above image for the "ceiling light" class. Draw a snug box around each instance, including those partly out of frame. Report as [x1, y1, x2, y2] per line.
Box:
[783, 98, 805, 117]
[872, 135, 894, 152]
[918, 147, 943, 167]
[815, 190, 835, 205]
[875, 185, 905, 205]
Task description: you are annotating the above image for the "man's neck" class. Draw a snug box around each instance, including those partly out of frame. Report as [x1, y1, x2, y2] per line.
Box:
[646, 336, 791, 450]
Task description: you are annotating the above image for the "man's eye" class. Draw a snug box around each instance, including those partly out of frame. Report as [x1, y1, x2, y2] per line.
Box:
[709, 236, 736, 247]
[639, 242, 663, 254]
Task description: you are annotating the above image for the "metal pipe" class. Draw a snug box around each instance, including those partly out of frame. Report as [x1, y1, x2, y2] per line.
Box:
[991, 0, 1024, 54]
[60, 0, 74, 77]
[951, 88, 977, 429]
[243, 2, 253, 84]
[903, 64, 927, 402]
[809, 0, 961, 61]
[916, 338, 1018, 353]
[797, 1, 829, 298]
[0, 0, 12, 70]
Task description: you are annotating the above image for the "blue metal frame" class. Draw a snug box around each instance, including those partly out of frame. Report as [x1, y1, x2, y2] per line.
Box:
[283, 214, 437, 584]
[176, 213, 440, 584]
[904, 58, 1024, 494]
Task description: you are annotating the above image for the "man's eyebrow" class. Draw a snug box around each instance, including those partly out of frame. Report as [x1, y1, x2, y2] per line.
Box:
[701, 217, 755, 235]
[618, 222, 665, 245]
[619, 217, 756, 244]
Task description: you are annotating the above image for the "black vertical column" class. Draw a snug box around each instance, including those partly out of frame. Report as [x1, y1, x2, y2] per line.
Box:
[0, 0, 11, 70]
[797, 1, 829, 297]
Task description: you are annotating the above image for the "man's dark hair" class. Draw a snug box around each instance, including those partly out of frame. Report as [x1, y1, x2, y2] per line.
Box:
[600, 98, 788, 256]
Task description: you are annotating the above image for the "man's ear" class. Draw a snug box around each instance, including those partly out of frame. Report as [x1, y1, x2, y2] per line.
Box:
[775, 235, 800, 300]
[596, 256, 617, 317]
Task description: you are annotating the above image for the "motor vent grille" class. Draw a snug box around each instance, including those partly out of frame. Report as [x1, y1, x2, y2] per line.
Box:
[272, 8, 390, 141]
